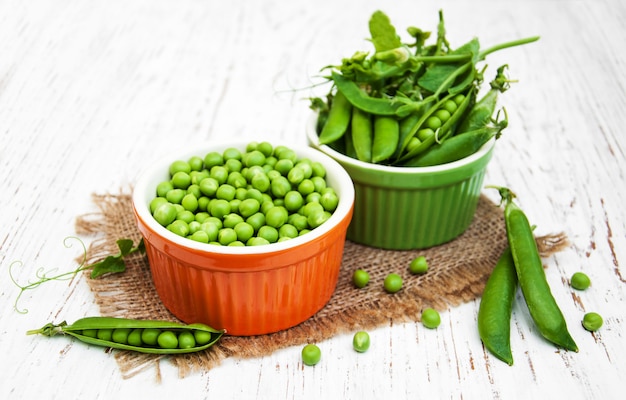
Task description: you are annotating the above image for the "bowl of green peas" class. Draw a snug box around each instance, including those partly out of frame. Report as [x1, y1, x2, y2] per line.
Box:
[132, 141, 355, 336]
[307, 113, 495, 250]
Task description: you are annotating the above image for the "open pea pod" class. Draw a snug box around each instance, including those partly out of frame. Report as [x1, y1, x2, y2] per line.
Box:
[27, 316, 225, 355]
[395, 85, 476, 163]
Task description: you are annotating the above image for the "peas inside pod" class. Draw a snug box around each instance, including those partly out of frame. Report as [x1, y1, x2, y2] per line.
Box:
[27, 316, 224, 355]
[150, 142, 340, 247]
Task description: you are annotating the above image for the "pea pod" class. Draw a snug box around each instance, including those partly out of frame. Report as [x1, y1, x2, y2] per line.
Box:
[319, 89, 352, 145]
[396, 87, 475, 163]
[27, 316, 225, 354]
[494, 187, 579, 352]
[331, 71, 398, 116]
[458, 65, 511, 133]
[402, 110, 507, 167]
[478, 247, 517, 366]
[371, 115, 400, 164]
[351, 107, 373, 162]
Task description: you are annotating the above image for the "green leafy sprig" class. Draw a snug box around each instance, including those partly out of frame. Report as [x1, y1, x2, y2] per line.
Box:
[9, 237, 144, 314]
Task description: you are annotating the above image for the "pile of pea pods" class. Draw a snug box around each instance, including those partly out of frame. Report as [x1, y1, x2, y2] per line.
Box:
[311, 10, 539, 167]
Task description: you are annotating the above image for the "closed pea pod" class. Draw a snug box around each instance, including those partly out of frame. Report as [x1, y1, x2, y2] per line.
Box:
[318, 89, 352, 145]
[351, 107, 373, 162]
[371, 115, 400, 164]
[494, 187, 578, 352]
[26, 316, 225, 355]
[477, 247, 517, 365]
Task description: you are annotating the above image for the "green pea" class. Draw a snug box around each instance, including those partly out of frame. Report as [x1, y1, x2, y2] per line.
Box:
[216, 184, 236, 201]
[189, 230, 210, 243]
[171, 171, 192, 189]
[271, 176, 291, 198]
[150, 197, 168, 215]
[187, 155, 204, 171]
[227, 171, 246, 188]
[210, 166, 228, 184]
[218, 228, 238, 245]
[194, 330, 213, 345]
[177, 210, 195, 224]
[181, 193, 198, 212]
[421, 308, 441, 329]
[407, 137, 422, 153]
[383, 273, 402, 293]
[169, 160, 191, 175]
[298, 179, 315, 196]
[127, 328, 143, 347]
[97, 328, 113, 341]
[311, 176, 326, 193]
[302, 201, 324, 217]
[245, 188, 264, 203]
[288, 214, 308, 231]
[301, 343, 321, 366]
[570, 272, 591, 290]
[225, 158, 243, 173]
[442, 99, 458, 114]
[198, 221, 220, 242]
[223, 213, 244, 229]
[195, 211, 210, 223]
[168, 220, 190, 237]
[112, 328, 132, 344]
[156, 181, 174, 198]
[352, 331, 370, 353]
[247, 236, 270, 246]
[258, 225, 279, 243]
[178, 331, 196, 349]
[311, 161, 326, 178]
[246, 212, 266, 231]
[204, 151, 224, 169]
[141, 328, 161, 346]
[582, 312, 603, 331]
[452, 93, 466, 105]
[274, 159, 294, 176]
[157, 331, 178, 349]
[409, 256, 428, 274]
[199, 177, 219, 197]
[244, 150, 266, 167]
[424, 116, 442, 131]
[153, 203, 177, 226]
[287, 167, 305, 185]
[257, 141, 273, 157]
[209, 199, 231, 219]
[82, 329, 98, 338]
[417, 128, 435, 142]
[308, 210, 331, 229]
[165, 188, 185, 204]
[320, 191, 339, 212]
[352, 269, 370, 288]
[223, 147, 242, 161]
[234, 222, 254, 242]
[265, 206, 288, 228]
[278, 224, 298, 239]
[251, 173, 270, 193]
[434, 109, 451, 123]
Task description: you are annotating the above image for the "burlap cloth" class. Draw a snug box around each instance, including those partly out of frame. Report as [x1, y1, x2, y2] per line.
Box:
[74, 190, 568, 380]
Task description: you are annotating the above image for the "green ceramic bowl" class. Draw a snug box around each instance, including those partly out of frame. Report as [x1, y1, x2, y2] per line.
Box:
[306, 114, 496, 250]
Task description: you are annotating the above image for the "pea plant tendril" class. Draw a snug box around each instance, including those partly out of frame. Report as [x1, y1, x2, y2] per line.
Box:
[8, 236, 144, 314]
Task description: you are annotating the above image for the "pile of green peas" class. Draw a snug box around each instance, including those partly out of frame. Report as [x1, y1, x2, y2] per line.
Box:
[149, 142, 340, 246]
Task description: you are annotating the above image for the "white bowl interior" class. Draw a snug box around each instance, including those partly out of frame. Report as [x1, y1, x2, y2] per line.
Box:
[132, 140, 355, 255]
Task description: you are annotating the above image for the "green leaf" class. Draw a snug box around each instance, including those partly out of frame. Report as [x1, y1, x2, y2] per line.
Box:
[369, 10, 401, 52]
[90, 256, 127, 278]
[116, 238, 134, 256]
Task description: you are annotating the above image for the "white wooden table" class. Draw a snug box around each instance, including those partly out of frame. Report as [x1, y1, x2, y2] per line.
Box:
[1, 0, 625, 398]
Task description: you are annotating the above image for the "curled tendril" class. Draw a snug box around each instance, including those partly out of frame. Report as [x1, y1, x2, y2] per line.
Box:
[8, 236, 90, 314]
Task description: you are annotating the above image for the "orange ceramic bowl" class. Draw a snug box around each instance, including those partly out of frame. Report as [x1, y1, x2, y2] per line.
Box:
[132, 141, 354, 336]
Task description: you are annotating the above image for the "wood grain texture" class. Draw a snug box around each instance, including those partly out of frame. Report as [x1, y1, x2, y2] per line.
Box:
[1, 0, 624, 399]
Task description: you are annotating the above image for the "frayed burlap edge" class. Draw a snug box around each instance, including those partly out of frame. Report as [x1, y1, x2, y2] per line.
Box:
[75, 189, 568, 380]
